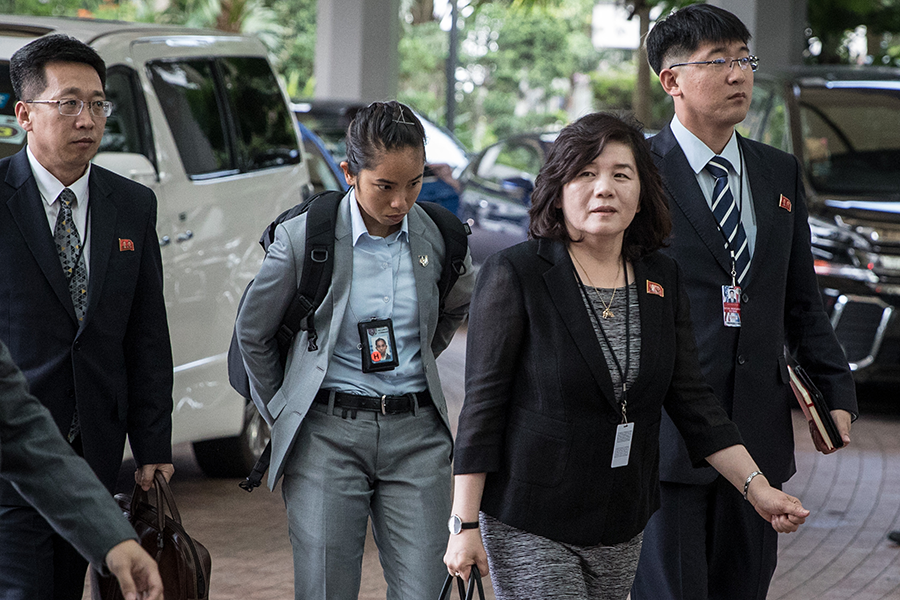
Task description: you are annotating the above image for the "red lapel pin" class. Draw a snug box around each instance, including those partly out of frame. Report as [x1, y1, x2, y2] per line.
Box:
[119, 238, 135, 252]
[779, 194, 792, 212]
[646, 281, 664, 297]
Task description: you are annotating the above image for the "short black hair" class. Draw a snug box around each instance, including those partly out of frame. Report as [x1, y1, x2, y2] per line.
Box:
[646, 4, 751, 75]
[10, 34, 107, 101]
[528, 112, 670, 261]
[344, 100, 426, 175]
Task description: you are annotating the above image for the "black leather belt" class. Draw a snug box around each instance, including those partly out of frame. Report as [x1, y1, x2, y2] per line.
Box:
[314, 389, 431, 415]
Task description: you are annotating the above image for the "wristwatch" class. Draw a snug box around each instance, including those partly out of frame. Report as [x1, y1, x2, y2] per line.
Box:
[448, 514, 479, 535]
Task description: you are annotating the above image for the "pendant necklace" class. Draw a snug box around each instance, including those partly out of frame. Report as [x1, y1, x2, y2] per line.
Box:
[570, 249, 621, 319]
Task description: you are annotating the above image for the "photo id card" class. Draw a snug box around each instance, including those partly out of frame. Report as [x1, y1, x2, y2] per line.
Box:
[722, 285, 742, 328]
[358, 318, 399, 373]
[611, 422, 634, 468]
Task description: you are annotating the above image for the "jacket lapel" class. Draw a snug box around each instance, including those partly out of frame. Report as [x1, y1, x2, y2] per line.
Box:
[739, 136, 776, 288]
[5, 150, 76, 322]
[538, 239, 619, 414]
[625, 259, 660, 402]
[82, 169, 116, 330]
[408, 206, 438, 344]
[652, 126, 734, 277]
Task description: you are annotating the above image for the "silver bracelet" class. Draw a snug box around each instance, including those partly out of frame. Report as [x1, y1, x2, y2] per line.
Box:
[743, 470, 764, 501]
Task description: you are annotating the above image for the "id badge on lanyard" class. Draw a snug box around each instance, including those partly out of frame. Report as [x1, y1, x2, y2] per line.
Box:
[722, 285, 741, 327]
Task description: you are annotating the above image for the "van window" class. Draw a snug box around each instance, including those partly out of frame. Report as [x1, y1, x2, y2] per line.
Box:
[148, 59, 233, 177]
[218, 56, 300, 171]
[100, 66, 156, 167]
[0, 62, 27, 160]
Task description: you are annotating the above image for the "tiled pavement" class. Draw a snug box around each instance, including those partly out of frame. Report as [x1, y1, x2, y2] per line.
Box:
[84, 330, 900, 599]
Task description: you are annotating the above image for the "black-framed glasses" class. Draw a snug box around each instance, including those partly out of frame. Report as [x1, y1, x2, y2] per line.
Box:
[669, 55, 759, 73]
[25, 98, 113, 118]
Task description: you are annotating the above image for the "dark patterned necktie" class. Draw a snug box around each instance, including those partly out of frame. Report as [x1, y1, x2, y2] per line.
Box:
[705, 156, 750, 285]
[54, 188, 89, 322]
[54, 188, 87, 443]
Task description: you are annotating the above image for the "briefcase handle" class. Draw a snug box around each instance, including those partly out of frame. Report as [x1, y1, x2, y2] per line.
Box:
[128, 472, 182, 537]
[438, 565, 485, 600]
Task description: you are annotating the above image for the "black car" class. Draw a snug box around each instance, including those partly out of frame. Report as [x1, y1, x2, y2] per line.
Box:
[743, 66, 900, 384]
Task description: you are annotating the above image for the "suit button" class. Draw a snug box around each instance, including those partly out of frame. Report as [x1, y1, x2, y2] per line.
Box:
[742, 293, 749, 303]
[737, 355, 746, 365]
[73, 341, 81, 351]
[67, 389, 75, 398]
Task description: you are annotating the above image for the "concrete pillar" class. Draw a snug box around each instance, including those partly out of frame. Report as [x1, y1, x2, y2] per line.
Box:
[712, 0, 808, 68]
[314, 0, 400, 102]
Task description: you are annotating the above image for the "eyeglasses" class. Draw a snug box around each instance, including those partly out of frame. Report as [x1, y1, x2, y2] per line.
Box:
[25, 99, 113, 118]
[669, 56, 759, 73]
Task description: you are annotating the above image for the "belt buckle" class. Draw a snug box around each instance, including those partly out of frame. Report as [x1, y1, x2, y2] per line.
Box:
[381, 395, 387, 416]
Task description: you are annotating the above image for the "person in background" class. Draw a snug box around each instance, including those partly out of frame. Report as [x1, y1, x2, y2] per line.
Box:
[0, 339, 164, 600]
[0, 34, 174, 599]
[237, 101, 474, 600]
[444, 112, 809, 600]
[631, 6, 858, 600]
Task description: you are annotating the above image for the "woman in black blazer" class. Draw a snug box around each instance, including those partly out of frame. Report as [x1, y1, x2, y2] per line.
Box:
[444, 114, 810, 599]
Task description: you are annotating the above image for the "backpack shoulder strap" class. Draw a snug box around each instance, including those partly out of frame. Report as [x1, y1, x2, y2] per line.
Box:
[275, 190, 344, 353]
[418, 201, 470, 310]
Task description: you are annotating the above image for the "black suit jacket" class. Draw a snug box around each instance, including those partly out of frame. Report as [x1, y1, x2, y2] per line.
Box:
[651, 125, 857, 486]
[0, 148, 173, 503]
[454, 239, 742, 546]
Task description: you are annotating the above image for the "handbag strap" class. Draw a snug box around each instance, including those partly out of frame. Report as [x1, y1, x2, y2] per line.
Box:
[438, 565, 485, 600]
[127, 472, 182, 527]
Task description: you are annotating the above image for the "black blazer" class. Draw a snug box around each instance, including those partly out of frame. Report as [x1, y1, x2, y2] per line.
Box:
[454, 239, 742, 546]
[651, 125, 857, 486]
[0, 149, 173, 502]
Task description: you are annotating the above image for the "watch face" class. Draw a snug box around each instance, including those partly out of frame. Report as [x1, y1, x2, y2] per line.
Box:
[448, 515, 461, 535]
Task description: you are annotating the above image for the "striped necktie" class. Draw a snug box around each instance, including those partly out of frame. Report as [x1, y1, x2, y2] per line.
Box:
[705, 156, 750, 285]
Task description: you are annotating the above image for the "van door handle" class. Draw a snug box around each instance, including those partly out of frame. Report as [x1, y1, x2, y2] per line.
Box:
[176, 230, 193, 243]
[159, 235, 171, 247]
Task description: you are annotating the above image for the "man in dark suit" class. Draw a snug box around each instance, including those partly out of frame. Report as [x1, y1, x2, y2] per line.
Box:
[631, 6, 858, 600]
[0, 34, 174, 599]
[0, 339, 164, 600]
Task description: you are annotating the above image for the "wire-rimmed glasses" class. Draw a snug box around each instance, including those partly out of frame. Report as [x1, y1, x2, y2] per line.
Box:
[25, 98, 113, 118]
[668, 55, 759, 73]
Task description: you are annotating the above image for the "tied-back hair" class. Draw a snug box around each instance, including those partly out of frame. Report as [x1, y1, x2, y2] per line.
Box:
[10, 34, 107, 101]
[344, 100, 426, 175]
[528, 112, 670, 262]
[646, 4, 751, 76]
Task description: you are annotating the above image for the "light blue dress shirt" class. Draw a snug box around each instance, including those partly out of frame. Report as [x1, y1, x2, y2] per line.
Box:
[320, 189, 427, 396]
[670, 114, 757, 258]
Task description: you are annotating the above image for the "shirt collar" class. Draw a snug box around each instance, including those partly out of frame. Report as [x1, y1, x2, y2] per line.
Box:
[670, 114, 742, 178]
[348, 187, 409, 246]
[27, 145, 92, 208]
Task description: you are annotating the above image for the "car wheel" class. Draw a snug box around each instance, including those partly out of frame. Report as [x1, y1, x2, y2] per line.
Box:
[192, 401, 270, 478]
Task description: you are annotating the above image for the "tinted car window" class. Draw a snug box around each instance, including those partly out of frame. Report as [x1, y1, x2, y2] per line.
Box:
[301, 133, 343, 193]
[476, 140, 542, 184]
[797, 85, 900, 195]
[148, 60, 232, 177]
[742, 81, 790, 152]
[0, 62, 27, 160]
[219, 56, 300, 171]
[100, 67, 154, 165]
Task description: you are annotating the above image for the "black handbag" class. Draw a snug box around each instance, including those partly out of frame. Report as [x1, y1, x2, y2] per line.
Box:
[438, 565, 485, 600]
[90, 472, 211, 600]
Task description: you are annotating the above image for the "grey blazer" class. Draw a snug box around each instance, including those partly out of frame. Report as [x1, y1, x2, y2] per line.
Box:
[0, 340, 137, 569]
[236, 192, 475, 489]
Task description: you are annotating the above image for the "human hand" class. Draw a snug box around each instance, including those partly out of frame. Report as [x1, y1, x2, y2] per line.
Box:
[105, 539, 163, 600]
[809, 409, 852, 454]
[135, 463, 174, 492]
[444, 529, 489, 584]
[747, 478, 810, 533]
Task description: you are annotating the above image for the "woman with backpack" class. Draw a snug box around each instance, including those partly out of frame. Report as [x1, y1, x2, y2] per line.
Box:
[236, 101, 474, 600]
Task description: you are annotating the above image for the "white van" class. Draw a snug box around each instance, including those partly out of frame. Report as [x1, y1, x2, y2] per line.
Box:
[0, 16, 309, 476]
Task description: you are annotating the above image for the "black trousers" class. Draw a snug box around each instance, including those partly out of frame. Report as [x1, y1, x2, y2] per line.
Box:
[0, 503, 89, 600]
[631, 477, 779, 600]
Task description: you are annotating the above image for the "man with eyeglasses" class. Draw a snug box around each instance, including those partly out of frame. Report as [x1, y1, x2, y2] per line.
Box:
[0, 34, 174, 599]
[631, 5, 857, 600]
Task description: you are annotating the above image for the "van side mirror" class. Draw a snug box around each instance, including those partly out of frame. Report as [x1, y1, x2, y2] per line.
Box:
[93, 152, 159, 187]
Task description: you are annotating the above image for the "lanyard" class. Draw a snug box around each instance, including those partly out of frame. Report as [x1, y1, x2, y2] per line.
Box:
[572, 255, 631, 424]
